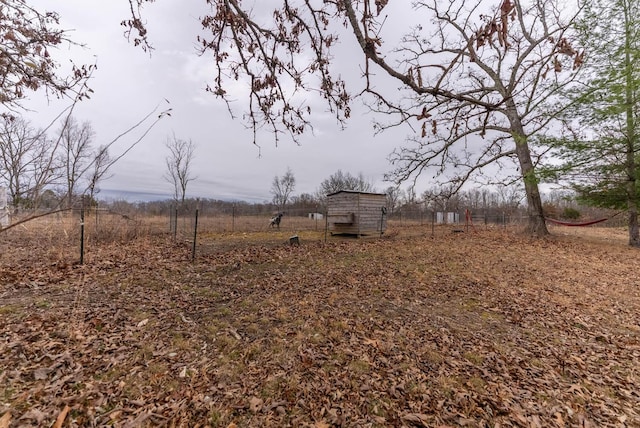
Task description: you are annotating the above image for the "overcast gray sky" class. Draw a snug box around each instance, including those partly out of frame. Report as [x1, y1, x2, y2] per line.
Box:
[20, 0, 420, 203]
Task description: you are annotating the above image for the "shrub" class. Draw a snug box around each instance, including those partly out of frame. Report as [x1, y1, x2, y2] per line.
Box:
[562, 207, 581, 220]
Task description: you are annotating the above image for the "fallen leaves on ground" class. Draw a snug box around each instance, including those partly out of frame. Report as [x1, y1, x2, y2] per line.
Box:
[1, 226, 639, 427]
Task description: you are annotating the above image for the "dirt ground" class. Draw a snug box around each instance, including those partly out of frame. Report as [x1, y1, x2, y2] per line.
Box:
[1, 224, 639, 427]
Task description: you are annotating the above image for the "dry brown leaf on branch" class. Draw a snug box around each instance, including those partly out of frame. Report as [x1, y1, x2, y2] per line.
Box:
[375, 0, 389, 15]
[417, 106, 430, 120]
[554, 56, 562, 72]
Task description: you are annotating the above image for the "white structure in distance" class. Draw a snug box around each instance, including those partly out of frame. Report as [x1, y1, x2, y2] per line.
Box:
[0, 187, 9, 227]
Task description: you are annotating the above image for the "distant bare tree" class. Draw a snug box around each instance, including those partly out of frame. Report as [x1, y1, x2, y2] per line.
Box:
[27, 132, 59, 209]
[270, 167, 296, 211]
[0, 116, 58, 210]
[384, 186, 403, 214]
[57, 116, 94, 207]
[290, 192, 320, 212]
[497, 184, 526, 212]
[164, 135, 196, 206]
[422, 186, 455, 212]
[0, 116, 34, 208]
[317, 170, 374, 197]
[85, 145, 112, 202]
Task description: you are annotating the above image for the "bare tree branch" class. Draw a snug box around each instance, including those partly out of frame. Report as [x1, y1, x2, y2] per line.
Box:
[0, 0, 94, 108]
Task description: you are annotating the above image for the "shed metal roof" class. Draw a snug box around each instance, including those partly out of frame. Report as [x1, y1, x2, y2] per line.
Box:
[326, 190, 386, 197]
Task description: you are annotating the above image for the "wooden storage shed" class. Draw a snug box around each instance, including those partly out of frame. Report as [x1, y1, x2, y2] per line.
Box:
[326, 190, 387, 236]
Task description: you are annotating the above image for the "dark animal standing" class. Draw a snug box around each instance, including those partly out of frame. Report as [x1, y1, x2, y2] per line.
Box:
[270, 212, 283, 229]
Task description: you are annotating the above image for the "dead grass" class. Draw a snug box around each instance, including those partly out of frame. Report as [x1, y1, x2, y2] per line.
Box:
[0, 222, 639, 427]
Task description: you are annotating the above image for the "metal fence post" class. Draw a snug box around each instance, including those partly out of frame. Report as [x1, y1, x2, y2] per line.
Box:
[80, 206, 85, 265]
[173, 206, 178, 240]
[431, 211, 435, 238]
[192, 208, 199, 261]
[324, 210, 328, 242]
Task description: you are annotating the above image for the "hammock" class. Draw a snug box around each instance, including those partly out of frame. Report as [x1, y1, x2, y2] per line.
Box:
[545, 217, 610, 227]
[545, 210, 623, 227]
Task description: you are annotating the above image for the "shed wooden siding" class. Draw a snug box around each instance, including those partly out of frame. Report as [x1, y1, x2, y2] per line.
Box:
[327, 191, 387, 235]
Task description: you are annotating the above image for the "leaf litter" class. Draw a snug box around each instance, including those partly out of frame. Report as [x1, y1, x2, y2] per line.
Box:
[0, 226, 639, 427]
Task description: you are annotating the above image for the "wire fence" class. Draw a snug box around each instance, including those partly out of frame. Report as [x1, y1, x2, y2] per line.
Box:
[167, 206, 328, 237]
[6, 204, 625, 241]
[1, 203, 627, 266]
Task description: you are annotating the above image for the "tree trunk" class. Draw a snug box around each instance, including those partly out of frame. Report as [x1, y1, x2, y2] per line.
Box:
[508, 106, 549, 237]
[625, 95, 639, 246]
[623, 5, 640, 247]
[518, 148, 549, 237]
[628, 206, 639, 247]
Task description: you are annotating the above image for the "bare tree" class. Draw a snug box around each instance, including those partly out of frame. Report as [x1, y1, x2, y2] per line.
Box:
[317, 170, 375, 198]
[0, 116, 58, 210]
[85, 145, 112, 202]
[57, 116, 94, 207]
[125, 0, 586, 236]
[375, 0, 584, 237]
[497, 183, 526, 213]
[27, 131, 59, 209]
[0, 116, 34, 208]
[384, 186, 403, 214]
[270, 167, 296, 212]
[422, 186, 456, 212]
[164, 135, 196, 205]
